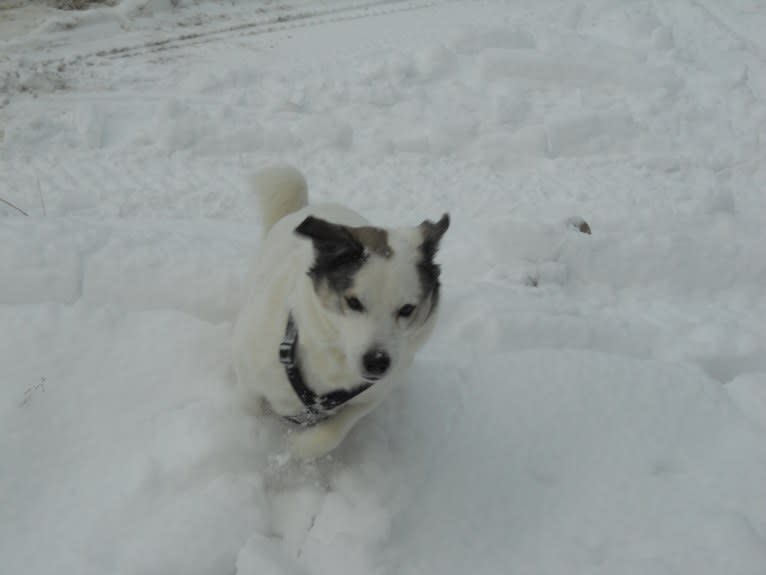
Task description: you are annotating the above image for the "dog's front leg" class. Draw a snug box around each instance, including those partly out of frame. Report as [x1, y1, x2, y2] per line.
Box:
[289, 403, 373, 460]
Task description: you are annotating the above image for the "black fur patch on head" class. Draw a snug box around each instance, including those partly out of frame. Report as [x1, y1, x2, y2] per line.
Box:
[417, 213, 450, 307]
[295, 216, 367, 293]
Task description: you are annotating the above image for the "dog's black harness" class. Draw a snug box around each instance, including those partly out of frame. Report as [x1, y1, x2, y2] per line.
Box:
[279, 313, 373, 426]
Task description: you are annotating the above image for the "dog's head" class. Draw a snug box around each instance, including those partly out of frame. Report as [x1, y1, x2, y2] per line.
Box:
[295, 213, 449, 382]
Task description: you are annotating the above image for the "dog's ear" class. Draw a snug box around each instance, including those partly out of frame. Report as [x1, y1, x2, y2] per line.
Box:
[295, 216, 365, 267]
[419, 213, 450, 258]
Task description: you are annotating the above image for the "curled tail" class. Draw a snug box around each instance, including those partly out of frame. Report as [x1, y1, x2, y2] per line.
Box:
[253, 165, 308, 234]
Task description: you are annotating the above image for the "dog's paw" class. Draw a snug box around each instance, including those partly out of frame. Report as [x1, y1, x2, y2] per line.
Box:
[289, 425, 342, 460]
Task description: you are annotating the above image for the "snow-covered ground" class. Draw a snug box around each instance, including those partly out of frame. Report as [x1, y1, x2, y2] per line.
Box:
[2, 1, 766, 573]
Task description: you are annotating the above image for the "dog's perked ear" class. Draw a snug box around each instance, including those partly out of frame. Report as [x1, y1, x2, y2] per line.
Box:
[295, 216, 365, 262]
[295, 216, 366, 288]
[419, 213, 450, 258]
[416, 214, 450, 310]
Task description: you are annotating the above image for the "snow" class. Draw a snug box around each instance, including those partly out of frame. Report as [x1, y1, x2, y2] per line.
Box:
[2, 1, 766, 574]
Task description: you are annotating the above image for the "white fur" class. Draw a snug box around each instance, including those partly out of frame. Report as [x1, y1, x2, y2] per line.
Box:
[253, 165, 308, 234]
[232, 166, 442, 459]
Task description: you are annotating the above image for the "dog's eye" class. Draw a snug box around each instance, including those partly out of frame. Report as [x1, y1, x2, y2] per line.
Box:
[345, 296, 365, 312]
[398, 304, 416, 318]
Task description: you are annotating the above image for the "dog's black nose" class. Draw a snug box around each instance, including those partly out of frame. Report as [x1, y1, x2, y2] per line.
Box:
[363, 349, 390, 377]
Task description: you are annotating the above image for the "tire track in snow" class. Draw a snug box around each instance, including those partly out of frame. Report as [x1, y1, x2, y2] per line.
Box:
[45, 0, 457, 65]
[688, 0, 766, 64]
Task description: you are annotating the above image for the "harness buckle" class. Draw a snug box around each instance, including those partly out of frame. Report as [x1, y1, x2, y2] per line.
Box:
[280, 315, 298, 366]
[279, 339, 295, 366]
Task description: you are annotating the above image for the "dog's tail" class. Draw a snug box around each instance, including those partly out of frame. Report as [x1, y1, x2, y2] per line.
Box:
[253, 165, 308, 234]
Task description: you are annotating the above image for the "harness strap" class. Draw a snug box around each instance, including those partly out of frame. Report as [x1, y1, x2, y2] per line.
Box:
[280, 313, 373, 426]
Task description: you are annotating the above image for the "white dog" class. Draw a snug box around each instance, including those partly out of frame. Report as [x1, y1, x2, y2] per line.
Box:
[232, 166, 449, 459]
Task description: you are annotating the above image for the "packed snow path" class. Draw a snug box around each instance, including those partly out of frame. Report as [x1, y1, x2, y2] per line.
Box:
[2, 1, 766, 574]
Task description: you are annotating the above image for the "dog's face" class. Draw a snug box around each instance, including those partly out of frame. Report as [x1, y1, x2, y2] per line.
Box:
[295, 213, 449, 382]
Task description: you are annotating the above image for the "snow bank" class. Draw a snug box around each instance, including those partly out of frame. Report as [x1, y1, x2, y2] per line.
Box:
[3, 305, 764, 574]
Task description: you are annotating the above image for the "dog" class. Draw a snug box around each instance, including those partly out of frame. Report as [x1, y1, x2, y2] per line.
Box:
[232, 166, 449, 459]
